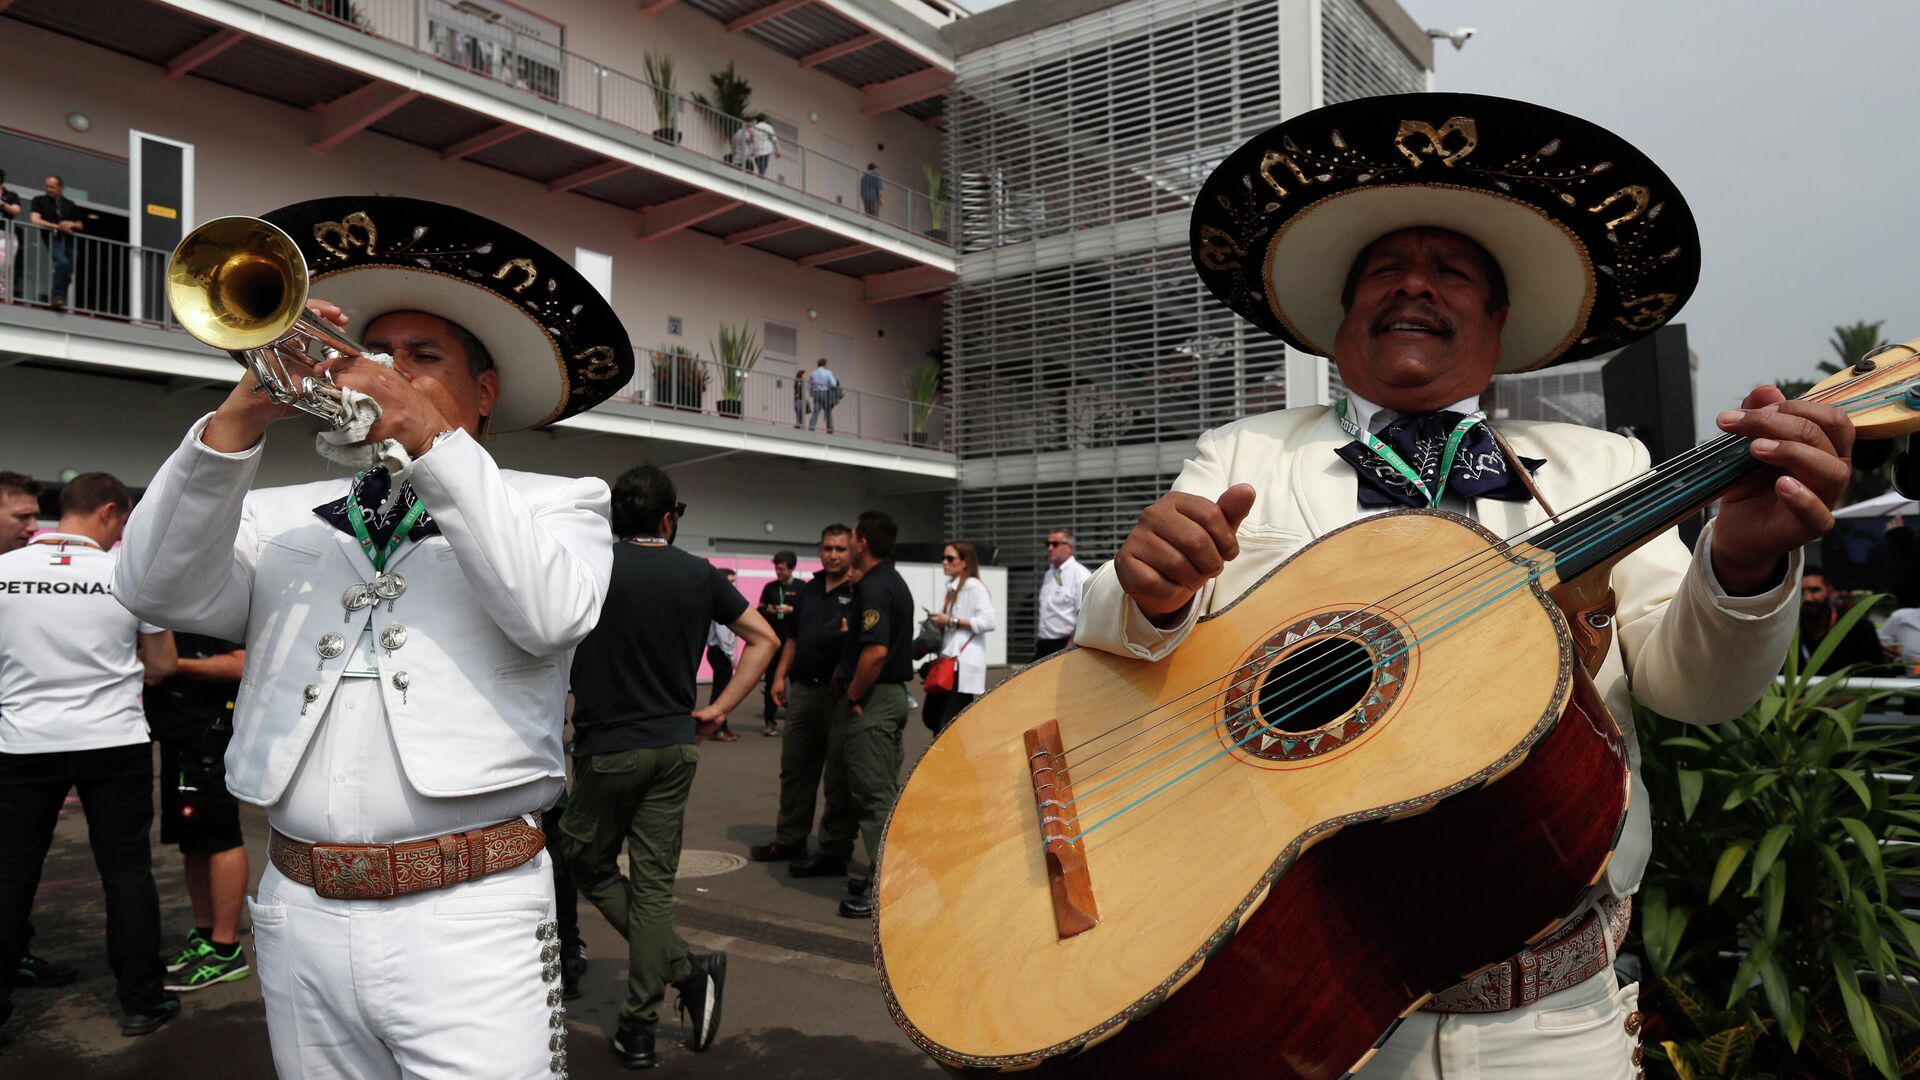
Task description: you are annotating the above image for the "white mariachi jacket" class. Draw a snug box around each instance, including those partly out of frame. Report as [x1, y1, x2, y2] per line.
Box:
[1076, 404, 1801, 900]
[117, 415, 614, 805]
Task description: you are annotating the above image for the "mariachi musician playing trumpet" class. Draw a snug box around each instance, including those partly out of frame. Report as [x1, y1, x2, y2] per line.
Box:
[117, 197, 634, 1079]
[1078, 95, 1847, 1078]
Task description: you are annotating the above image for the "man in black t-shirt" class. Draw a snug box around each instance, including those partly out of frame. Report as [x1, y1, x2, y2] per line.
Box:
[27, 175, 82, 311]
[750, 527, 859, 869]
[755, 550, 803, 735]
[145, 634, 252, 994]
[560, 465, 777, 1069]
[834, 510, 916, 919]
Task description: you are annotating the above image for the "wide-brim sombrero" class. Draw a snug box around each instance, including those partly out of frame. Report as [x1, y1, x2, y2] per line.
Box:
[1190, 93, 1700, 372]
[260, 196, 634, 431]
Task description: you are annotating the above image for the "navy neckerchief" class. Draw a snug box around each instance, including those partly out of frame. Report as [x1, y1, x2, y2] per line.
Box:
[1335, 409, 1546, 510]
[314, 468, 440, 551]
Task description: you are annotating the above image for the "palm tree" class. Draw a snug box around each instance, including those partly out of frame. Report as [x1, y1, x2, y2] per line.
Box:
[1819, 319, 1886, 374]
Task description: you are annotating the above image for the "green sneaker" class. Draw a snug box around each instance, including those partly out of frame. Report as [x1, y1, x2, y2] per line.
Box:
[165, 945, 249, 993]
[166, 930, 210, 974]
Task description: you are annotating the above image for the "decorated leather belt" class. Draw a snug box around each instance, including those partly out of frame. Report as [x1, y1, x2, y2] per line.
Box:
[269, 820, 545, 901]
[1422, 895, 1632, 1014]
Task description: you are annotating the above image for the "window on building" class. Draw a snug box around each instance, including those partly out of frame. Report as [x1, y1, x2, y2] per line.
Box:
[763, 319, 799, 362]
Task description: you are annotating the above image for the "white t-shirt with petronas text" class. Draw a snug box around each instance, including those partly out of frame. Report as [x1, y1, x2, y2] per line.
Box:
[0, 533, 162, 752]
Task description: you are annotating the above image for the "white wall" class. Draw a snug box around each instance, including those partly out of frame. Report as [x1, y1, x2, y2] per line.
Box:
[0, 19, 942, 405]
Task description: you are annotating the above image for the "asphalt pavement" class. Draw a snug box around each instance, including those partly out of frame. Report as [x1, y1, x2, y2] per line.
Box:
[0, 679, 976, 1078]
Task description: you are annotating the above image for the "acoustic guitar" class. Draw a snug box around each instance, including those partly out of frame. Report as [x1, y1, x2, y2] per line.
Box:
[874, 346, 1920, 1078]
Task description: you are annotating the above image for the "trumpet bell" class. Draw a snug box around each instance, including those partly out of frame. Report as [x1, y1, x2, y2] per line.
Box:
[167, 216, 310, 353]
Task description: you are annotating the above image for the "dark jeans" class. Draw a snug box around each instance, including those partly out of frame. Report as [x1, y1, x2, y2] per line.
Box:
[762, 647, 787, 727]
[809, 390, 834, 432]
[48, 235, 73, 305]
[0, 744, 165, 1012]
[921, 689, 975, 735]
[706, 646, 734, 733]
[1033, 637, 1070, 662]
[754, 154, 770, 175]
[772, 681, 857, 856]
[557, 746, 700, 1026]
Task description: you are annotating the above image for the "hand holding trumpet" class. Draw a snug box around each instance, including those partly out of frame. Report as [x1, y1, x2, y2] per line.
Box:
[203, 301, 473, 459]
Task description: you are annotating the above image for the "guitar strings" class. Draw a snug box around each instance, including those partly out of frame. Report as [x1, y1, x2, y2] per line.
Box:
[1054, 365, 1912, 773]
[1037, 370, 1916, 832]
[1060, 440, 1760, 824]
[1064, 378, 1913, 837]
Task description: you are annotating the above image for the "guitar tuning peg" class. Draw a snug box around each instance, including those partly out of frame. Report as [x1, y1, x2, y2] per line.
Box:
[1893, 449, 1920, 501]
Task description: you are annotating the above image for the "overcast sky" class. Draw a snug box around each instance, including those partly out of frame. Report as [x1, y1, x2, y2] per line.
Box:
[964, 0, 1919, 437]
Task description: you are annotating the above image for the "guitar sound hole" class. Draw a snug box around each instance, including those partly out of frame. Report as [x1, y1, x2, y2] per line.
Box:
[1255, 637, 1373, 734]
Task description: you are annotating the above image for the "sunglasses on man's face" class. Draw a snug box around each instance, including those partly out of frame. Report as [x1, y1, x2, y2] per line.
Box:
[1046, 540, 1068, 547]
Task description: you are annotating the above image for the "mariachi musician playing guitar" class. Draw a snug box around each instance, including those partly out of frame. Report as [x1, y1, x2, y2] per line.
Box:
[872, 95, 1901, 1080]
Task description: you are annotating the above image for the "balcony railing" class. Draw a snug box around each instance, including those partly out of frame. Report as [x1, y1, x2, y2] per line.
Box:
[281, 0, 954, 245]
[615, 351, 950, 451]
[0, 216, 180, 329]
[0, 217, 950, 453]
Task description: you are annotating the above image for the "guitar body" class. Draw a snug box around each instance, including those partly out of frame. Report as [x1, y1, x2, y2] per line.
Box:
[876, 510, 1630, 1078]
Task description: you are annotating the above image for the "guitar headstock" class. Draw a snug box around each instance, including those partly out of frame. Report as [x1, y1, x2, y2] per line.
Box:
[1805, 334, 1920, 441]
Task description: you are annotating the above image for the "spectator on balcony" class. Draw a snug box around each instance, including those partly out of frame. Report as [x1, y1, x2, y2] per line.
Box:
[806, 358, 839, 434]
[749, 116, 778, 177]
[29, 176, 83, 313]
[0, 172, 20, 304]
[791, 375, 807, 428]
[730, 122, 753, 171]
[860, 164, 883, 217]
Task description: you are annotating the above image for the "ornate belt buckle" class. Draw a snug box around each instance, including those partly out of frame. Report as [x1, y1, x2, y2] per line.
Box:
[311, 843, 396, 900]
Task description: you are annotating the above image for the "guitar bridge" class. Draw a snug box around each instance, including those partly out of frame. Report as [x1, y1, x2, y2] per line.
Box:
[1024, 719, 1099, 939]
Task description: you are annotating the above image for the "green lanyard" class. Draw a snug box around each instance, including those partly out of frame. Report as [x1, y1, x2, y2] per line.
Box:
[344, 478, 427, 573]
[1335, 398, 1486, 508]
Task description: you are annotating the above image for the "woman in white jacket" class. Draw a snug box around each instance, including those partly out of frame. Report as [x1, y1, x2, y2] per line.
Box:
[924, 540, 995, 734]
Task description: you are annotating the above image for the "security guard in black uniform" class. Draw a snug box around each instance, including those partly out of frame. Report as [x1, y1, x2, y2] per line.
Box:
[834, 510, 915, 919]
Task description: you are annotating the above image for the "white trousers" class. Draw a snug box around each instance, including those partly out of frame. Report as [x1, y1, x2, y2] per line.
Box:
[1364, 970, 1642, 1080]
[249, 849, 566, 1079]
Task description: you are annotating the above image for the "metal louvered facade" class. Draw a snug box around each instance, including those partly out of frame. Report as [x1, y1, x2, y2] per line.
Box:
[945, 0, 1430, 648]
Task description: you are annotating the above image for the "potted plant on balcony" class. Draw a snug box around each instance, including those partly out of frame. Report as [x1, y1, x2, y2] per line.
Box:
[644, 49, 681, 143]
[711, 320, 762, 419]
[693, 62, 753, 165]
[651, 344, 706, 411]
[923, 164, 949, 242]
[902, 350, 942, 446]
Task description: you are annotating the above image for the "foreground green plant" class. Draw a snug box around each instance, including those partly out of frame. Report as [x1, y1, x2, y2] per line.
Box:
[1635, 597, 1920, 1078]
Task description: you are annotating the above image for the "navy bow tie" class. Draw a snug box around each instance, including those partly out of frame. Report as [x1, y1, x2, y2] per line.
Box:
[313, 468, 440, 549]
[1335, 410, 1546, 510]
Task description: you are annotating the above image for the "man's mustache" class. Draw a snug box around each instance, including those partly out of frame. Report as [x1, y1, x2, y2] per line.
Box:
[1369, 303, 1455, 338]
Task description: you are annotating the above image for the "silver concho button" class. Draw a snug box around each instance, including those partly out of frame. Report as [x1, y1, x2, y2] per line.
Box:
[372, 572, 407, 601]
[302, 684, 321, 703]
[316, 633, 346, 660]
[343, 583, 375, 612]
[391, 671, 411, 692]
[380, 624, 408, 652]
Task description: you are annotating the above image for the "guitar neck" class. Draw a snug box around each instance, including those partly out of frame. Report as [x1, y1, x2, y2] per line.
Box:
[1532, 433, 1756, 587]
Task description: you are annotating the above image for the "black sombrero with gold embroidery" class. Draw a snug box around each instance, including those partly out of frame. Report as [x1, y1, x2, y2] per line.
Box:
[1191, 93, 1700, 372]
[261, 196, 634, 431]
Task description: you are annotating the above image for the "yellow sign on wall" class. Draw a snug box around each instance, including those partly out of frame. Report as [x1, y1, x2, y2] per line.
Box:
[146, 203, 178, 220]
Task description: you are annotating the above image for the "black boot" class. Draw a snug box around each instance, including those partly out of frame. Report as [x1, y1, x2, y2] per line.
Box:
[612, 1021, 658, 1069]
[121, 995, 180, 1037]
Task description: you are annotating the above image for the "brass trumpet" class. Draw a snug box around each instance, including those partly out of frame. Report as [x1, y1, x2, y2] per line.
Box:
[166, 216, 371, 427]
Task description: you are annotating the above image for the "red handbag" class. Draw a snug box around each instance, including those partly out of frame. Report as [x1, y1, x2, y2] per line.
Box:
[923, 631, 973, 694]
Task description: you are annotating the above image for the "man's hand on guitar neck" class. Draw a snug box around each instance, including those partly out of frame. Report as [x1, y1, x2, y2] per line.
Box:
[1711, 385, 1853, 595]
[1115, 484, 1257, 626]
